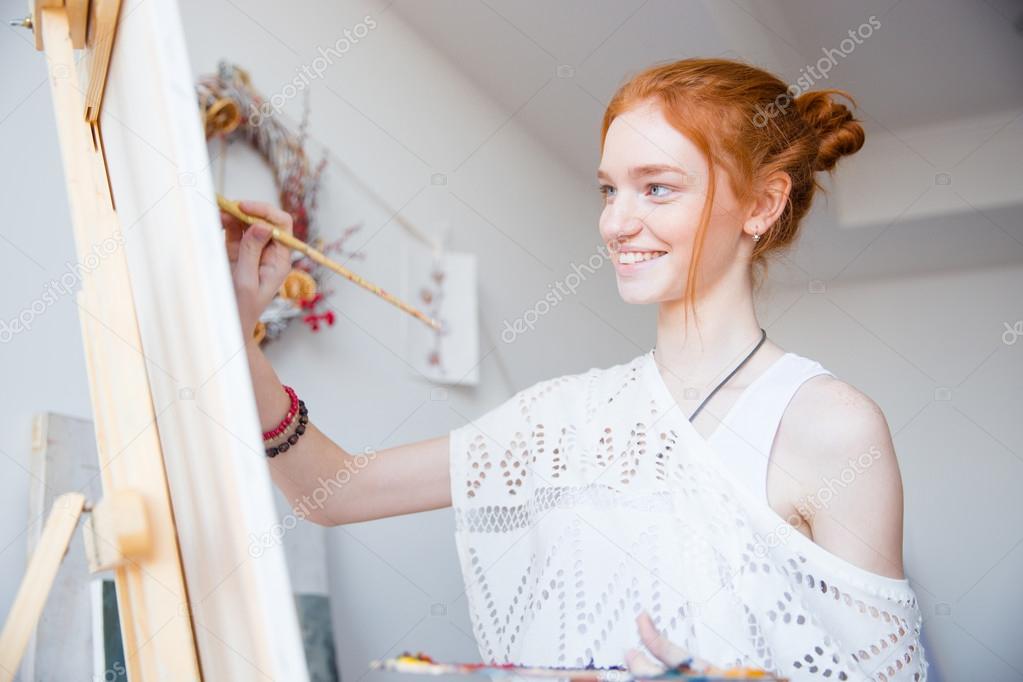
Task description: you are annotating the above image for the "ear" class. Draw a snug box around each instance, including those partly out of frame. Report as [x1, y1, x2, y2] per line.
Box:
[744, 170, 791, 239]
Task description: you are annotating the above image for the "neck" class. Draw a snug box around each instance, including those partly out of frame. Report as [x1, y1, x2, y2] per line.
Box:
[654, 277, 764, 387]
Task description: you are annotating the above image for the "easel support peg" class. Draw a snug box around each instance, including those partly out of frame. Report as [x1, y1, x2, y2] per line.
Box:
[83, 490, 153, 572]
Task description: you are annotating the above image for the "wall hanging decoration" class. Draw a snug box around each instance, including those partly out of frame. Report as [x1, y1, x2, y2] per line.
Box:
[403, 240, 478, 386]
[196, 61, 360, 345]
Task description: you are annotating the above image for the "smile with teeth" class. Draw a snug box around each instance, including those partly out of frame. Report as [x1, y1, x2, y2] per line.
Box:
[617, 250, 667, 264]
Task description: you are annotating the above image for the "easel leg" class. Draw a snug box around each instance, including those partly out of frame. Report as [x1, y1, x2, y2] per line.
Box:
[0, 493, 87, 682]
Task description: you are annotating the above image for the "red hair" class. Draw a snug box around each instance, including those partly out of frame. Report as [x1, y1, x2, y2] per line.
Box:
[600, 57, 865, 326]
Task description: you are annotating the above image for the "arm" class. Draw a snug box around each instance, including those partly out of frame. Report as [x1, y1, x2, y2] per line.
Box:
[775, 376, 906, 579]
[226, 199, 452, 526]
[247, 340, 451, 526]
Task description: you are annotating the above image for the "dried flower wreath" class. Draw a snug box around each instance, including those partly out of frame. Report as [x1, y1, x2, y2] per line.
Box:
[197, 61, 363, 344]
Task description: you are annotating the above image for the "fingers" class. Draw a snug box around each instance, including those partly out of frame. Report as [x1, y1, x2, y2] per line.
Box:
[636, 611, 690, 668]
[220, 210, 244, 231]
[625, 648, 666, 678]
[236, 222, 273, 290]
[237, 200, 293, 235]
[221, 211, 244, 260]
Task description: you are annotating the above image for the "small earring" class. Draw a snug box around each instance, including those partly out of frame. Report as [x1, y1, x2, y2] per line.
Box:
[752, 228, 761, 243]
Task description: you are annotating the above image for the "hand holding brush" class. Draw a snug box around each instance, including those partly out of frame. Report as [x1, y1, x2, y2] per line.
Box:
[218, 194, 442, 335]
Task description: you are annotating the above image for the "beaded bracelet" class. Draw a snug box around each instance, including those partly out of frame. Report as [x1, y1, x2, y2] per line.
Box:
[263, 386, 309, 458]
[262, 385, 299, 440]
[263, 400, 305, 446]
[265, 401, 308, 457]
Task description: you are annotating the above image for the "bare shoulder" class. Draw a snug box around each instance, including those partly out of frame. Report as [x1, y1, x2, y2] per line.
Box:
[772, 374, 907, 579]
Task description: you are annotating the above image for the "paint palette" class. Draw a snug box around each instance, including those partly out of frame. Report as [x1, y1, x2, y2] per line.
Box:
[369, 652, 788, 681]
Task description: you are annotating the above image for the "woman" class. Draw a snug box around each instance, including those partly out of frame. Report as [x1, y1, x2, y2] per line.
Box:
[222, 58, 927, 680]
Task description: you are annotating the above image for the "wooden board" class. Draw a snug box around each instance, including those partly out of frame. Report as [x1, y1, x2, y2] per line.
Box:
[39, 8, 201, 679]
[35, 1, 309, 679]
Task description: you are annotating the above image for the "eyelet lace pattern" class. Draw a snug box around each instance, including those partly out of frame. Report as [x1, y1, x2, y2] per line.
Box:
[450, 352, 928, 680]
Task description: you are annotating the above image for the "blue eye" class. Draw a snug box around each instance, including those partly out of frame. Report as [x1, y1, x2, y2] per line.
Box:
[597, 184, 671, 199]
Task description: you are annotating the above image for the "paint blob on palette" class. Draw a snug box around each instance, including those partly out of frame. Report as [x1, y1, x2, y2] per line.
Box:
[370, 652, 788, 681]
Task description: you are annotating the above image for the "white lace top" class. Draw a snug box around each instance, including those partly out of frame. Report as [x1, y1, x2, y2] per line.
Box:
[448, 348, 928, 681]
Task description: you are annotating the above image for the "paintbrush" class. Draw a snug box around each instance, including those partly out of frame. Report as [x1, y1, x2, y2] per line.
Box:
[217, 193, 442, 332]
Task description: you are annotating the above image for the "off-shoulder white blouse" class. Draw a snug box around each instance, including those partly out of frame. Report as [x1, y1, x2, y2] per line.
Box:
[449, 349, 928, 681]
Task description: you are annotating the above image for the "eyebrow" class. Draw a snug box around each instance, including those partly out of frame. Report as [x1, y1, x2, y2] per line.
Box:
[596, 164, 687, 181]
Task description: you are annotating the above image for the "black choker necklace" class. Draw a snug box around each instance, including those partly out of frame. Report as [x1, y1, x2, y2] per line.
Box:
[653, 327, 768, 422]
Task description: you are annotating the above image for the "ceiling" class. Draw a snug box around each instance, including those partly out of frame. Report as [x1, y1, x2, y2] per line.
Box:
[391, 0, 1023, 185]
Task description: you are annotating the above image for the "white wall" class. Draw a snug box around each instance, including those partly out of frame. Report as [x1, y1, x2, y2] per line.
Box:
[178, 0, 627, 676]
[2, 0, 1021, 680]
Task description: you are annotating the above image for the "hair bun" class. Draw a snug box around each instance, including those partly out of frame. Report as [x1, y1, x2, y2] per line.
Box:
[795, 89, 865, 173]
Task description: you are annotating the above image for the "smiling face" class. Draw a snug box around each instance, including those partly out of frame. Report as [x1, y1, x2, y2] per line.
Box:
[597, 99, 751, 305]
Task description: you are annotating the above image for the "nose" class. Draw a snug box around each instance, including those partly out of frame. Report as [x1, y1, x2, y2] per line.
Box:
[600, 191, 645, 252]
[603, 214, 643, 253]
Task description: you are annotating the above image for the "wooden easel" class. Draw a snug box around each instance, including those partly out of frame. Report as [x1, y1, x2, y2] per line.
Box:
[0, 1, 309, 679]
